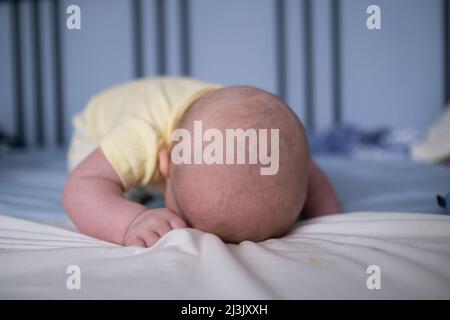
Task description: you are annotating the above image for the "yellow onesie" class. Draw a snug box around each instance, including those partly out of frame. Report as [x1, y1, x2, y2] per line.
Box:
[68, 77, 221, 192]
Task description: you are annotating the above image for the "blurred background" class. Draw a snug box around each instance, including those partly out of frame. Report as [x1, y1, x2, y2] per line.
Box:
[0, 0, 449, 224]
[0, 0, 449, 149]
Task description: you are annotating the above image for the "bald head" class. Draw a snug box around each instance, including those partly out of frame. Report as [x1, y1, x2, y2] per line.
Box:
[169, 86, 309, 243]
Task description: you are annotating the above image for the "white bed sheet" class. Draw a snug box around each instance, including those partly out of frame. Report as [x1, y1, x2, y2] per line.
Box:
[1, 212, 449, 299]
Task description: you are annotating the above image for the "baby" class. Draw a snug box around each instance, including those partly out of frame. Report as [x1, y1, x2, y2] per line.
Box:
[63, 77, 340, 247]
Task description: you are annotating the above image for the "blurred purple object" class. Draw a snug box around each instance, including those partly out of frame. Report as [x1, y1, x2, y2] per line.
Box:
[308, 125, 426, 160]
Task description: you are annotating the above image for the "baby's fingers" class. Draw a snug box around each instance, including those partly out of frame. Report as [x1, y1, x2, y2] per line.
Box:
[141, 231, 161, 248]
[169, 215, 188, 229]
[124, 234, 146, 247]
[154, 221, 172, 237]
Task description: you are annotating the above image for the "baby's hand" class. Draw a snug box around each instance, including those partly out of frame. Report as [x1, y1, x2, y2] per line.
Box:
[124, 208, 187, 247]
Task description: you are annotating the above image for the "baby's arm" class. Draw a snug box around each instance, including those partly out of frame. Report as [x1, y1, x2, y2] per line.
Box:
[62, 148, 186, 246]
[302, 159, 341, 218]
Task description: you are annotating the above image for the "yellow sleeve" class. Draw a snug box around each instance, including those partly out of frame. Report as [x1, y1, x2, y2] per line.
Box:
[99, 117, 163, 191]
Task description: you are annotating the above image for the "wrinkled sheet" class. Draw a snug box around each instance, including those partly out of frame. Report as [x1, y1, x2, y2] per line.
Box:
[1, 212, 449, 299]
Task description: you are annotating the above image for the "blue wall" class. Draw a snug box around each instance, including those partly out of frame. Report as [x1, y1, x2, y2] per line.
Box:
[0, 0, 447, 147]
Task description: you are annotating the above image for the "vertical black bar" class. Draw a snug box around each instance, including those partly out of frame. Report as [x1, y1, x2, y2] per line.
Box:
[52, 0, 64, 145]
[331, 0, 342, 126]
[132, 0, 144, 78]
[155, 0, 166, 75]
[444, 0, 449, 106]
[275, 0, 286, 100]
[179, 0, 190, 76]
[32, 0, 44, 146]
[11, 0, 25, 147]
[303, 0, 315, 131]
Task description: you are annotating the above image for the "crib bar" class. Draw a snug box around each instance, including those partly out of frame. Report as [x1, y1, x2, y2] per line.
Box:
[11, 1, 25, 147]
[132, 0, 144, 78]
[302, 0, 314, 131]
[31, 0, 44, 146]
[155, 0, 166, 75]
[274, 0, 287, 102]
[179, 0, 191, 76]
[444, 0, 450, 106]
[331, 0, 342, 127]
[51, 0, 64, 146]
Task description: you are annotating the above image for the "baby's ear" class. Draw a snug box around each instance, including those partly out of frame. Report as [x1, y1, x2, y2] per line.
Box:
[159, 148, 171, 178]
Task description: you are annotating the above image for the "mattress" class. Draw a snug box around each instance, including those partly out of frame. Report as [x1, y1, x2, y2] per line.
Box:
[1, 149, 448, 225]
[0, 149, 449, 299]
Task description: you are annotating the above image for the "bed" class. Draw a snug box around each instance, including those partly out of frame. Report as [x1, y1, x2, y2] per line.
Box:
[1, 149, 450, 299]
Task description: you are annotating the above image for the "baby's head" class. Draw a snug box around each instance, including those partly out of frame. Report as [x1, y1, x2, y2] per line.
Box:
[162, 86, 309, 243]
